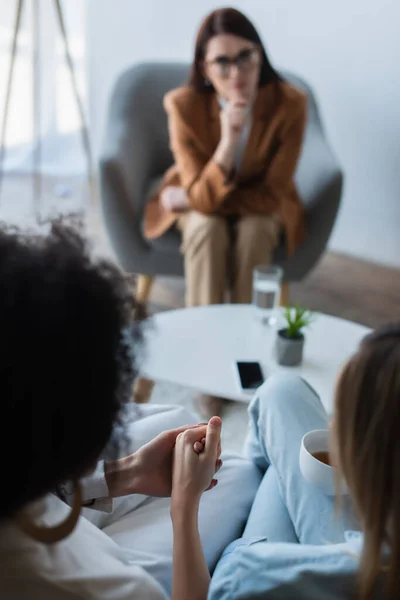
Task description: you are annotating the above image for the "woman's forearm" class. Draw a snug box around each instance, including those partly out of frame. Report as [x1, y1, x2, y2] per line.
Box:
[171, 503, 210, 600]
[213, 140, 236, 176]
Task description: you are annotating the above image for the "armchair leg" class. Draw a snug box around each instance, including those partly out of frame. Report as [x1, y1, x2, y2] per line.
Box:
[280, 282, 290, 307]
[133, 376, 154, 404]
[136, 274, 154, 305]
[132, 275, 155, 403]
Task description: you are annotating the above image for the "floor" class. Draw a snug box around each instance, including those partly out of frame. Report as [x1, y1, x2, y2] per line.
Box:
[0, 174, 89, 225]
[149, 252, 400, 329]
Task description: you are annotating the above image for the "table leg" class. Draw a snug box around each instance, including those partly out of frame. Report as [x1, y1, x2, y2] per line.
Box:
[136, 274, 154, 305]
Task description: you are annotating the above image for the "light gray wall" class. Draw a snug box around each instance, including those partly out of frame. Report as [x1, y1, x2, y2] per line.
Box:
[87, 0, 400, 267]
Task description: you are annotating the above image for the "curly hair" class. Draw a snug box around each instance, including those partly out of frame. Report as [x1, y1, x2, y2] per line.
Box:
[0, 222, 139, 520]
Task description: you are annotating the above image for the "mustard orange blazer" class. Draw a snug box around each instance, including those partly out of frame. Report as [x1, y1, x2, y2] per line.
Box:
[144, 80, 307, 256]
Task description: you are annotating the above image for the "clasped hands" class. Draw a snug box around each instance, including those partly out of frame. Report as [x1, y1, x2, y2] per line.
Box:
[104, 418, 223, 507]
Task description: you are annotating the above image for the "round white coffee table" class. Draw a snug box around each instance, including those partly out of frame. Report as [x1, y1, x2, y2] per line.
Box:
[141, 305, 371, 414]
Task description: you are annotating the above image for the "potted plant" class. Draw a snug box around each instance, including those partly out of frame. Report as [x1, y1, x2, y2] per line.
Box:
[275, 305, 313, 366]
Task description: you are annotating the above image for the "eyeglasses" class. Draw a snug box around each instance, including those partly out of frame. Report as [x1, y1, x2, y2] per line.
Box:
[206, 48, 260, 79]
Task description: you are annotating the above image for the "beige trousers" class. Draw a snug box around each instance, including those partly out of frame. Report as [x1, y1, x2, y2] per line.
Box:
[178, 212, 281, 307]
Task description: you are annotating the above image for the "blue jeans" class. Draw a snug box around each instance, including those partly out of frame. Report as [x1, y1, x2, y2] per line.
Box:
[208, 375, 363, 600]
[243, 373, 359, 544]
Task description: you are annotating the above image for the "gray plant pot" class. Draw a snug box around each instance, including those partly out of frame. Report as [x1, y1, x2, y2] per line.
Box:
[275, 329, 305, 366]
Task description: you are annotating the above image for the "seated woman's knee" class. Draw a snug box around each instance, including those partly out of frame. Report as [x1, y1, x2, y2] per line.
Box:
[237, 215, 280, 245]
[238, 215, 266, 235]
[185, 213, 229, 248]
[201, 214, 228, 245]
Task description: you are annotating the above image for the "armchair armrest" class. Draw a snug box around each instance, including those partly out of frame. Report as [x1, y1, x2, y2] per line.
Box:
[295, 112, 343, 212]
[99, 68, 164, 219]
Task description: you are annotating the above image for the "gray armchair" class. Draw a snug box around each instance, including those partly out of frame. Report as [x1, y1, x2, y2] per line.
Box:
[99, 62, 342, 303]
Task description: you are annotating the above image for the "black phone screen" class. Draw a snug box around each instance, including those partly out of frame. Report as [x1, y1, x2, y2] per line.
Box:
[236, 362, 264, 390]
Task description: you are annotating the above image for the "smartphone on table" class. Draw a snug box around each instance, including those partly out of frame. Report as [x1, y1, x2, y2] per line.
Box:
[234, 361, 265, 393]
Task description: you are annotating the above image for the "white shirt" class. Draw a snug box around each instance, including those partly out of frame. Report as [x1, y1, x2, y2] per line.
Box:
[0, 494, 167, 600]
[63, 460, 115, 513]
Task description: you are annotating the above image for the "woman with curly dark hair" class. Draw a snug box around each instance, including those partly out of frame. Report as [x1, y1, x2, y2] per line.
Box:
[0, 223, 260, 600]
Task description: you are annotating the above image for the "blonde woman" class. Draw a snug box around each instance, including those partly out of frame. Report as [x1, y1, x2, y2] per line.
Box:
[208, 326, 400, 599]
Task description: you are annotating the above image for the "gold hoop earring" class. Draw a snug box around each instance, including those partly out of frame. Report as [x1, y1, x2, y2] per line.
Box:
[17, 481, 83, 544]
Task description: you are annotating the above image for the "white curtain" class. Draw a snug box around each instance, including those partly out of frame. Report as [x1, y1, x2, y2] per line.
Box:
[0, 0, 87, 176]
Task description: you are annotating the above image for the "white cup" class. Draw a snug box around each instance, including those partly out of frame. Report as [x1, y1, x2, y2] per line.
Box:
[299, 429, 348, 496]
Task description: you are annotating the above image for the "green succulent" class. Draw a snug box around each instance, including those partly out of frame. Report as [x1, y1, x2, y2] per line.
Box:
[283, 305, 314, 338]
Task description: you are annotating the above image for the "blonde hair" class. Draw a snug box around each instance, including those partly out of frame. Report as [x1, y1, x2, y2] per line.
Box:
[334, 324, 400, 600]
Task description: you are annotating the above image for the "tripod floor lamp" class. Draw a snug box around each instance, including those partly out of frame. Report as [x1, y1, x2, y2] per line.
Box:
[0, 0, 94, 216]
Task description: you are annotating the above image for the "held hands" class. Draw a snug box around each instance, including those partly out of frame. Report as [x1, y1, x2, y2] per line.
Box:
[104, 422, 211, 498]
[171, 417, 223, 514]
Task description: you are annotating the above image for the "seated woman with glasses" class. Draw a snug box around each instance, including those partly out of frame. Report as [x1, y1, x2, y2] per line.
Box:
[145, 7, 307, 417]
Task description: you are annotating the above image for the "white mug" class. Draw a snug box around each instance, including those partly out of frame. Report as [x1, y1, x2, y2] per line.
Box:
[299, 429, 348, 496]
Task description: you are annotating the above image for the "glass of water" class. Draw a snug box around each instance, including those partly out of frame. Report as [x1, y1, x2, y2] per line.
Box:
[252, 265, 283, 325]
